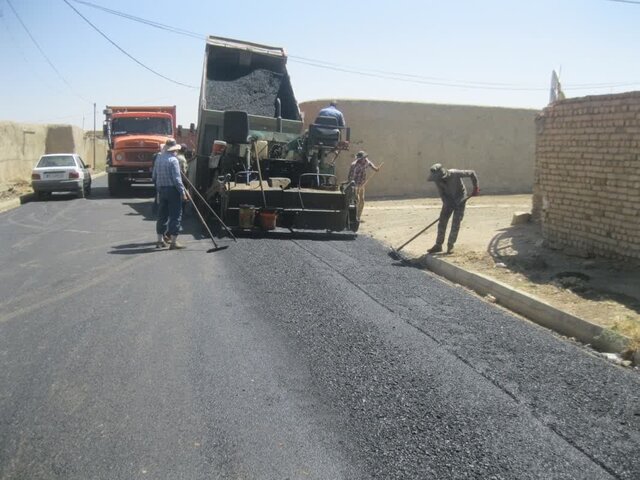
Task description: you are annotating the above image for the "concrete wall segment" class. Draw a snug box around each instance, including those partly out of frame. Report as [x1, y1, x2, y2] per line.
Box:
[4, 100, 537, 197]
[0, 121, 107, 187]
[300, 99, 538, 197]
[0, 121, 48, 184]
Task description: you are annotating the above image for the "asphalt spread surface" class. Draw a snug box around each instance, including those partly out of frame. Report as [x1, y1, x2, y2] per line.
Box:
[0, 180, 638, 479]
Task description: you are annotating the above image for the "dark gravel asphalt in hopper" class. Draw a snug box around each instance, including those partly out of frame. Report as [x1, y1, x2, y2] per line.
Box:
[205, 69, 283, 116]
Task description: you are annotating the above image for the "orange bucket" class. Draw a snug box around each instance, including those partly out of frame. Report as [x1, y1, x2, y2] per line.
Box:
[259, 209, 278, 230]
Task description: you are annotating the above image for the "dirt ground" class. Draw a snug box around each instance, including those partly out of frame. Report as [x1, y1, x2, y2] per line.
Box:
[360, 194, 640, 349]
[0, 181, 31, 203]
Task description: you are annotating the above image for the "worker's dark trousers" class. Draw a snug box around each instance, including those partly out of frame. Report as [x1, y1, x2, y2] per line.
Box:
[156, 186, 183, 237]
[435, 200, 466, 247]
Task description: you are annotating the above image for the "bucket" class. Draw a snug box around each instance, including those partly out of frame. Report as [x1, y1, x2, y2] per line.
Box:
[238, 205, 255, 229]
[258, 209, 278, 230]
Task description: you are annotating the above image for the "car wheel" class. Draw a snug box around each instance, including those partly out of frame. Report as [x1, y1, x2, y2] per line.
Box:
[36, 191, 47, 201]
[85, 181, 92, 196]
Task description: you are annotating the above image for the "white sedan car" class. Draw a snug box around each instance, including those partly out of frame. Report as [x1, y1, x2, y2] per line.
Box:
[31, 154, 92, 200]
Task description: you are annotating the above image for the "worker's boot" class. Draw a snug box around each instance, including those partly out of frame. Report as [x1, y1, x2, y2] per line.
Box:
[427, 244, 443, 254]
[156, 234, 168, 249]
[446, 243, 455, 254]
[169, 235, 186, 250]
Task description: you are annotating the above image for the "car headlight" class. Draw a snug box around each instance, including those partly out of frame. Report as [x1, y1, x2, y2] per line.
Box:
[116, 153, 124, 161]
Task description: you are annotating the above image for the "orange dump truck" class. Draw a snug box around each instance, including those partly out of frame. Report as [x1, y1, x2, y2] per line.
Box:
[103, 105, 177, 195]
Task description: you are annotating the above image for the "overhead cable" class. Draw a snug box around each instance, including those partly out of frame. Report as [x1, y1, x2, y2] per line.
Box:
[0, 13, 65, 95]
[6, 0, 91, 102]
[70, 0, 204, 40]
[62, 0, 197, 89]
[68, 0, 640, 92]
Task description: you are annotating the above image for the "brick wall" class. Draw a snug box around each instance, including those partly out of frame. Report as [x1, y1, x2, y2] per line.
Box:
[533, 91, 640, 261]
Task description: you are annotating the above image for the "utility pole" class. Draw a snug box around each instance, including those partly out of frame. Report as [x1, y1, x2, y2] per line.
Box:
[93, 102, 96, 169]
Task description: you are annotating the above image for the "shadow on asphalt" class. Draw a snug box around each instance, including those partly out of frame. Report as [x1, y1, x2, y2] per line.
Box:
[108, 215, 212, 255]
[86, 185, 155, 200]
[123, 199, 156, 221]
[29, 193, 78, 202]
[108, 242, 161, 255]
[231, 229, 357, 242]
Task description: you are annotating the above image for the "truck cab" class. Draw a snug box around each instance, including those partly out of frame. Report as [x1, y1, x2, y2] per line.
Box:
[103, 106, 177, 195]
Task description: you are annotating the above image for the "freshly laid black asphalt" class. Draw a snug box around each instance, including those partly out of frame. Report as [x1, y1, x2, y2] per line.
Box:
[0, 178, 638, 479]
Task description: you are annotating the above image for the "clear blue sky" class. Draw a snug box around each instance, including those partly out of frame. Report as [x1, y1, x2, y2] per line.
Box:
[1, 0, 639, 128]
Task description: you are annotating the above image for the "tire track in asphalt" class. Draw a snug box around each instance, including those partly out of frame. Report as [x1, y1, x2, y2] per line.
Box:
[7, 202, 81, 249]
[0, 232, 152, 311]
[0, 253, 153, 325]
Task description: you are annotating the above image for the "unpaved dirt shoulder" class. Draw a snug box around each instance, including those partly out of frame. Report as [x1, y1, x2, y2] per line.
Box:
[360, 195, 640, 349]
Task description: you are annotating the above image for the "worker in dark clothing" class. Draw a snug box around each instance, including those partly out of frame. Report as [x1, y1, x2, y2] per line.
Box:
[427, 163, 479, 254]
[315, 101, 345, 127]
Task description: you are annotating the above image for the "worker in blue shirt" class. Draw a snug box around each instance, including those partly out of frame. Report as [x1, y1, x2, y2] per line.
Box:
[152, 138, 190, 250]
[315, 101, 345, 127]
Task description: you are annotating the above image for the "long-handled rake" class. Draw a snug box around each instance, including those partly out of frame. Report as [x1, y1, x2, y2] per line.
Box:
[186, 193, 229, 253]
[388, 196, 471, 261]
[181, 173, 237, 242]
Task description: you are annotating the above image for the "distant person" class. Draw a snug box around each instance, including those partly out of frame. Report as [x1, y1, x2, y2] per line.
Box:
[315, 101, 345, 127]
[426, 163, 479, 254]
[348, 151, 381, 223]
[177, 144, 188, 175]
[151, 151, 160, 216]
[152, 138, 190, 250]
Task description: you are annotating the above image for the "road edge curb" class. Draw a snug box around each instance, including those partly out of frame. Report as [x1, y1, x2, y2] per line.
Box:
[420, 255, 630, 354]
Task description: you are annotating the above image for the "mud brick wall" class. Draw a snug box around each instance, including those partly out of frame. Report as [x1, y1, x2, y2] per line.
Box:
[533, 91, 640, 261]
[301, 100, 537, 196]
[0, 121, 107, 185]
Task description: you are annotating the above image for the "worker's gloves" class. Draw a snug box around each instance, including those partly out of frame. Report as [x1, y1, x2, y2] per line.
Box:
[471, 186, 480, 196]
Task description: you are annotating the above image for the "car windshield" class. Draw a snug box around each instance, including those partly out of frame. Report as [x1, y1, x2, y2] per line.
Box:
[36, 155, 76, 168]
[111, 117, 172, 136]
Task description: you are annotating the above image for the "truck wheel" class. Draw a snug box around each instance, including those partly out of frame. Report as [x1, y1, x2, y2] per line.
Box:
[348, 205, 359, 232]
[108, 173, 122, 196]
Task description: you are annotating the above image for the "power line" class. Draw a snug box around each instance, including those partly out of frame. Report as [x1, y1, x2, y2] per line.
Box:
[71, 0, 544, 90]
[289, 55, 640, 91]
[62, 0, 197, 89]
[289, 55, 543, 88]
[0, 13, 65, 95]
[70, 0, 204, 40]
[291, 57, 550, 91]
[607, 0, 640, 5]
[67, 0, 640, 93]
[71, 1, 538, 90]
[5, 0, 90, 103]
